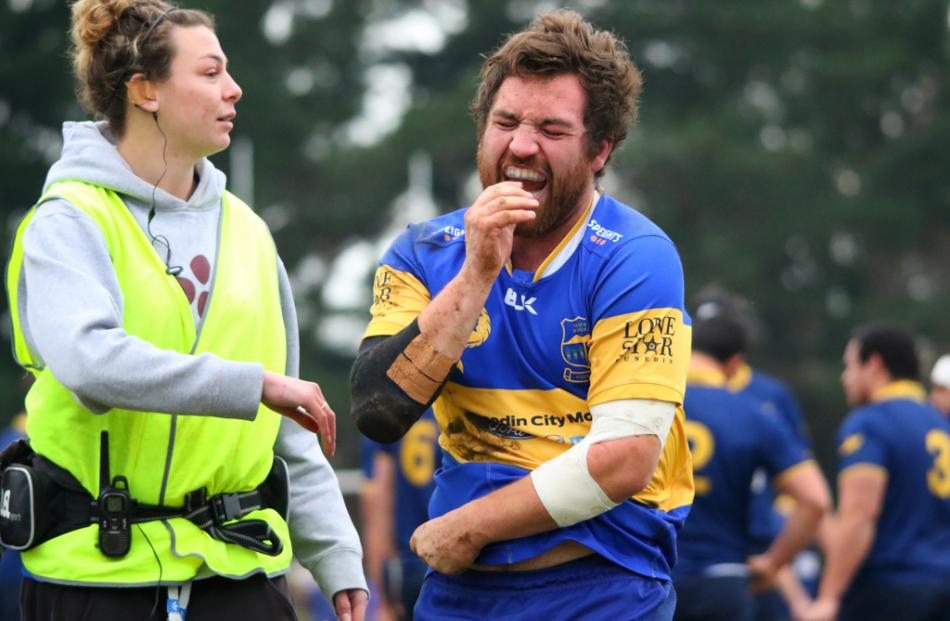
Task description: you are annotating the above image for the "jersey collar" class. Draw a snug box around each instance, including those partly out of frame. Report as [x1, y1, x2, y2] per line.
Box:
[687, 367, 728, 388]
[870, 380, 926, 403]
[527, 189, 602, 283]
[726, 362, 753, 392]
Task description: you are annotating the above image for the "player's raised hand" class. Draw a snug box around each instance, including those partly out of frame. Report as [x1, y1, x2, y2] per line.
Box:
[462, 181, 538, 279]
[410, 511, 484, 575]
[262, 371, 336, 456]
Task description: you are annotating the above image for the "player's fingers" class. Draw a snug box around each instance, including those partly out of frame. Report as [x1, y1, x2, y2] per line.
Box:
[482, 194, 538, 215]
[466, 198, 536, 232]
[483, 180, 532, 198]
[482, 208, 536, 230]
[495, 196, 539, 216]
[472, 182, 535, 210]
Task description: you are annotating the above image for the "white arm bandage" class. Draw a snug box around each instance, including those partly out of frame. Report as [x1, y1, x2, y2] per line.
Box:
[529, 398, 676, 527]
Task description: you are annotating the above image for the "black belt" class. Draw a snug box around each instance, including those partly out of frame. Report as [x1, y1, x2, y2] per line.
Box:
[30, 450, 289, 557]
[91, 485, 283, 556]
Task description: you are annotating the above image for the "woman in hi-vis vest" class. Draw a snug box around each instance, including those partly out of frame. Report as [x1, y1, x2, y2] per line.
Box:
[4, 1, 367, 619]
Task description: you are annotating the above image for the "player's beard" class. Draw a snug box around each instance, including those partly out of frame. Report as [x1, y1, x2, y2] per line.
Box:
[476, 142, 593, 239]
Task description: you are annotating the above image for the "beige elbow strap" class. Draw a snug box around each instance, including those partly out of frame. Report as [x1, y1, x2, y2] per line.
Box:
[386, 333, 456, 404]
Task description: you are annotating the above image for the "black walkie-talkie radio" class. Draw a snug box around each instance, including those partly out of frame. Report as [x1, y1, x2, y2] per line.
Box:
[97, 431, 131, 557]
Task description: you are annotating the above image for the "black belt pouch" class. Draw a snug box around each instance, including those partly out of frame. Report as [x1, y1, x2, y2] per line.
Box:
[0, 439, 54, 550]
[0, 439, 89, 551]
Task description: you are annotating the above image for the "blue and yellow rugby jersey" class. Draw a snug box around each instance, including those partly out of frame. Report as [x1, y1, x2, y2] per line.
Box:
[360, 410, 441, 559]
[836, 381, 950, 582]
[729, 364, 813, 549]
[675, 368, 809, 577]
[364, 192, 693, 579]
[729, 364, 811, 448]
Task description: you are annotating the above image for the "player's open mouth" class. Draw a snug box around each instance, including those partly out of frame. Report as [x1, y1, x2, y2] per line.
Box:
[504, 165, 547, 195]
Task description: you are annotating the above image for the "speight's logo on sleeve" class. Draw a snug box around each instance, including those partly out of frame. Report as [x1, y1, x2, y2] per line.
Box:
[561, 317, 591, 383]
[587, 219, 623, 247]
[620, 314, 677, 364]
[438, 225, 465, 241]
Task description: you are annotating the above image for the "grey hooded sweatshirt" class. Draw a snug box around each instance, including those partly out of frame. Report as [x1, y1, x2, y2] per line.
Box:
[17, 121, 366, 597]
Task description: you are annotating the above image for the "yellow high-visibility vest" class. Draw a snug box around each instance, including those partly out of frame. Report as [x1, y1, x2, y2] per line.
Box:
[6, 181, 292, 584]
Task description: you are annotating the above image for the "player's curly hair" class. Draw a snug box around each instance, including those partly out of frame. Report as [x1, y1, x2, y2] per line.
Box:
[70, 0, 213, 136]
[470, 9, 643, 176]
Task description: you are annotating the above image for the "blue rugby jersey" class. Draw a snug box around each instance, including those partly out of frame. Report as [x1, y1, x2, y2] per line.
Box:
[363, 191, 694, 580]
[729, 364, 811, 448]
[836, 381, 950, 582]
[675, 368, 810, 577]
[361, 410, 441, 559]
[729, 364, 813, 548]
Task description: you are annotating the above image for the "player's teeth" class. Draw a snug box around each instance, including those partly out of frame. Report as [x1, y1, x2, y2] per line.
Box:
[505, 167, 544, 182]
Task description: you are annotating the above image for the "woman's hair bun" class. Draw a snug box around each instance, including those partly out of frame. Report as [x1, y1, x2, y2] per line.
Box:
[70, 0, 139, 52]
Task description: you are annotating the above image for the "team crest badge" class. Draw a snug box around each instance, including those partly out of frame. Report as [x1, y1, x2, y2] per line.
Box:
[561, 317, 591, 383]
[466, 308, 491, 348]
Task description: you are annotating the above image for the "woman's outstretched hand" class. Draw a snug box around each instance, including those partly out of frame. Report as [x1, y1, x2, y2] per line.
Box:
[262, 371, 336, 456]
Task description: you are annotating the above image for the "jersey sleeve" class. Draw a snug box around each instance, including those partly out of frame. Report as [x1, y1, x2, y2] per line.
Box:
[360, 435, 397, 478]
[360, 436, 379, 478]
[362, 226, 432, 339]
[757, 402, 810, 478]
[773, 383, 812, 450]
[836, 410, 889, 474]
[587, 235, 690, 406]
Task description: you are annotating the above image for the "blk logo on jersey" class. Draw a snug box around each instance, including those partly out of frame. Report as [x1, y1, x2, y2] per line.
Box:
[561, 317, 591, 383]
[620, 315, 677, 364]
[504, 288, 537, 315]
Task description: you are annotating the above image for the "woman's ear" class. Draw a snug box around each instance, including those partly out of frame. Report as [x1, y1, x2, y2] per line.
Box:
[126, 74, 159, 113]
